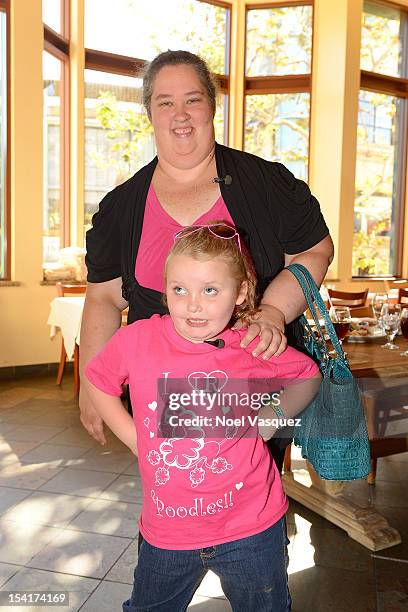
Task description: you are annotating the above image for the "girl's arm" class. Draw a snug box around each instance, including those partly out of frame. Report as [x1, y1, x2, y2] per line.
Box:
[257, 373, 321, 441]
[87, 383, 138, 455]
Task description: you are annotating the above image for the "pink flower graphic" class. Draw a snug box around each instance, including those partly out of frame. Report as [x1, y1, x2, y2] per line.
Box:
[210, 457, 232, 474]
[155, 466, 170, 486]
[189, 467, 205, 488]
[147, 450, 161, 466]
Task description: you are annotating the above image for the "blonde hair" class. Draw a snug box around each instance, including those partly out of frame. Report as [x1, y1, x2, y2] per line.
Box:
[164, 222, 260, 325]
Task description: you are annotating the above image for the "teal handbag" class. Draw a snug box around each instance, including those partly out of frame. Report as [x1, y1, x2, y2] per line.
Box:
[286, 263, 371, 481]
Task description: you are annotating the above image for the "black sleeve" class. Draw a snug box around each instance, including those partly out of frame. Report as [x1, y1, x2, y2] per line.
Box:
[268, 162, 329, 254]
[85, 189, 121, 283]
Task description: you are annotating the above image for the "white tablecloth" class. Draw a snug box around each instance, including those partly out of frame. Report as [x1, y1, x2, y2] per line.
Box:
[47, 297, 85, 359]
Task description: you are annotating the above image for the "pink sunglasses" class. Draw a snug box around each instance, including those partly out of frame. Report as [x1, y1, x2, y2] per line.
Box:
[173, 223, 242, 253]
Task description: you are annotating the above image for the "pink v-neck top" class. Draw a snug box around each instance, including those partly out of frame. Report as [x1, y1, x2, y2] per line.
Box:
[135, 185, 235, 293]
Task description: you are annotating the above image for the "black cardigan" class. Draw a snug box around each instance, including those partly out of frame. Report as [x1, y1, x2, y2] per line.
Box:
[86, 143, 329, 334]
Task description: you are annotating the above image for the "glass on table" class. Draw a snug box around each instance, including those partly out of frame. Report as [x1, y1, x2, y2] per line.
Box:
[400, 308, 408, 356]
[329, 306, 351, 353]
[379, 303, 401, 350]
[372, 293, 389, 319]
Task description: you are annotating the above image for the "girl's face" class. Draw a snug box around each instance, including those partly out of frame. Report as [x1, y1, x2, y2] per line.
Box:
[166, 255, 247, 343]
[149, 64, 215, 170]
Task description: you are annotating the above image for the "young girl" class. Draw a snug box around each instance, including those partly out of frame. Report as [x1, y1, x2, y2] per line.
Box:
[85, 222, 321, 612]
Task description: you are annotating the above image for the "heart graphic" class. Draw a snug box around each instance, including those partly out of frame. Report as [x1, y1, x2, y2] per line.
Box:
[235, 482, 243, 490]
[221, 405, 230, 415]
[149, 431, 154, 438]
[148, 401, 157, 412]
[187, 370, 229, 393]
[143, 417, 150, 428]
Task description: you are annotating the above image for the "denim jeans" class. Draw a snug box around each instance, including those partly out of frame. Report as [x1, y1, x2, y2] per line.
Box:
[122, 517, 291, 612]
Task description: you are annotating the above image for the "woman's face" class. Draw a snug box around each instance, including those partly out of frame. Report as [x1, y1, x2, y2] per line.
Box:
[149, 64, 215, 169]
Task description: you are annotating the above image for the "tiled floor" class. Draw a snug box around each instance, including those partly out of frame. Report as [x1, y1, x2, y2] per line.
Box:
[0, 374, 407, 612]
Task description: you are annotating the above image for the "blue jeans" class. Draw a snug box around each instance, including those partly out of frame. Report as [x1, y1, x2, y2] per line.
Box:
[122, 517, 291, 612]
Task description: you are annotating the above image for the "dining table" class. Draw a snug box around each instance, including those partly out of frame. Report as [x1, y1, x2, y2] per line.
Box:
[47, 296, 85, 360]
[282, 334, 408, 552]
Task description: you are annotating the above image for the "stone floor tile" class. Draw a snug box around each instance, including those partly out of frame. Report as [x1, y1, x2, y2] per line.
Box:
[0, 487, 32, 516]
[188, 595, 232, 611]
[67, 498, 140, 538]
[0, 440, 41, 467]
[48, 427, 98, 448]
[0, 462, 63, 490]
[0, 422, 20, 435]
[69, 447, 135, 474]
[1, 491, 94, 528]
[2, 425, 66, 444]
[1, 567, 99, 612]
[104, 539, 138, 584]
[19, 443, 89, 465]
[98, 474, 142, 503]
[120, 458, 140, 476]
[0, 519, 62, 565]
[195, 570, 225, 599]
[27, 530, 132, 579]
[79, 580, 131, 611]
[39, 467, 118, 497]
[288, 565, 376, 612]
[0, 562, 22, 587]
[0, 387, 44, 409]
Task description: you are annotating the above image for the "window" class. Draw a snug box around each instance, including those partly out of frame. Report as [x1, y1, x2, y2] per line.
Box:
[353, 1, 408, 277]
[43, 51, 63, 264]
[84, 0, 229, 74]
[0, 3, 8, 279]
[42, 0, 63, 34]
[84, 0, 230, 228]
[244, 4, 313, 179]
[43, 1, 69, 269]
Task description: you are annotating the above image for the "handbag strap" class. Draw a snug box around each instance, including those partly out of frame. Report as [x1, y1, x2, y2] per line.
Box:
[285, 263, 346, 360]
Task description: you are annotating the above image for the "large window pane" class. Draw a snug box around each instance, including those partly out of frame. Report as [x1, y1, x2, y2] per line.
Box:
[246, 6, 312, 76]
[244, 93, 310, 180]
[84, 0, 229, 74]
[361, 1, 404, 78]
[42, 0, 62, 34]
[352, 91, 404, 276]
[84, 70, 155, 231]
[0, 10, 6, 278]
[43, 52, 62, 266]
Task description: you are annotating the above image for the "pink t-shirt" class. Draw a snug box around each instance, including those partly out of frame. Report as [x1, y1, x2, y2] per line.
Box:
[135, 185, 234, 293]
[86, 315, 319, 550]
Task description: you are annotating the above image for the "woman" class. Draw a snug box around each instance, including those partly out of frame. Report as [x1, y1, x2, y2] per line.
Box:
[80, 50, 333, 458]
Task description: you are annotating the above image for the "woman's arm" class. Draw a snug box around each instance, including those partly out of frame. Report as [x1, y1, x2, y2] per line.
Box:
[86, 383, 138, 455]
[79, 278, 128, 444]
[237, 235, 334, 359]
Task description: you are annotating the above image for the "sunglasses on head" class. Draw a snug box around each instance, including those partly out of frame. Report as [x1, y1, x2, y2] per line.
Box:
[173, 223, 242, 253]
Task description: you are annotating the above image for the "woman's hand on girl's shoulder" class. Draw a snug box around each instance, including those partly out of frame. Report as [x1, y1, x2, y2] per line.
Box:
[233, 304, 287, 360]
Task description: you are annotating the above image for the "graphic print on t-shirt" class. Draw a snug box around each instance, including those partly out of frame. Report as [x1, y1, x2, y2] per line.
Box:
[145, 368, 235, 489]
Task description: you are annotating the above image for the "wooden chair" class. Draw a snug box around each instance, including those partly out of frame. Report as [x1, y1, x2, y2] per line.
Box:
[327, 288, 369, 309]
[397, 287, 408, 307]
[363, 383, 408, 485]
[55, 282, 87, 393]
[384, 279, 408, 292]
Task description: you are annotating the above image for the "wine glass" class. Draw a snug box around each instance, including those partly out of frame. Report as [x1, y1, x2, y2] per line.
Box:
[372, 293, 389, 319]
[379, 303, 401, 350]
[329, 306, 351, 353]
[400, 308, 408, 356]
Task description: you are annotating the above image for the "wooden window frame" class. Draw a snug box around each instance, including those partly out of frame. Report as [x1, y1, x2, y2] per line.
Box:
[0, 0, 10, 279]
[43, 0, 70, 250]
[355, 0, 408, 278]
[243, 1, 313, 180]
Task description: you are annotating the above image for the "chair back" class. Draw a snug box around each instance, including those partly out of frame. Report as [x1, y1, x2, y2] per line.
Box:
[384, 279, 408, 292]
[398, 288, 408, 307]
[56, 282, 87, 297]
[327, 288, 369, 309]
